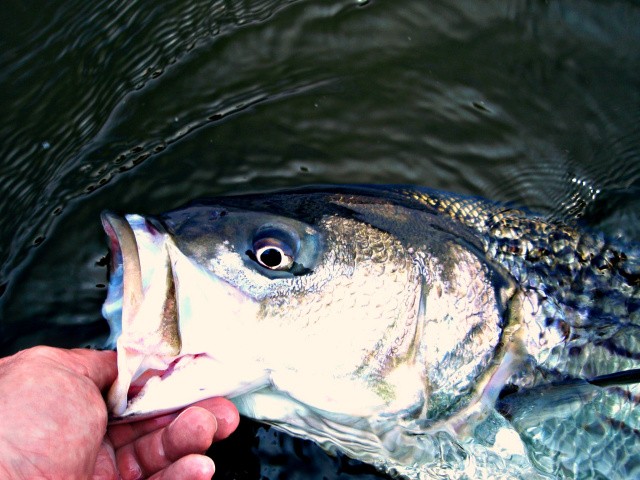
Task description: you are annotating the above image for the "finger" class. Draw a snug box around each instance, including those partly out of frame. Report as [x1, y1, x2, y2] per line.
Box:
[148, 454, 214, 480]
[108, 412, 179, 449]
[189, 397, 240, 442]
[68, 349, 118, 392]
[108, 397, 239, 449]
[162, 407, 217, 461]
[6, 346, 118, 392]
[115, 407, 216, 479]
[91, 441, 119, 480]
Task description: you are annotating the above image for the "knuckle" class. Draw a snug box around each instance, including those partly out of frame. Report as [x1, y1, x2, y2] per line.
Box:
[24, 345, 59, 360]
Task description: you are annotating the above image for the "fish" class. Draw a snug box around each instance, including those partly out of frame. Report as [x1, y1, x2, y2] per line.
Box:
[101, 185, 640, 479]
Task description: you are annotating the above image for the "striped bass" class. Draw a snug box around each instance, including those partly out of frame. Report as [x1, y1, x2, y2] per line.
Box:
[101, 185, 640, 479]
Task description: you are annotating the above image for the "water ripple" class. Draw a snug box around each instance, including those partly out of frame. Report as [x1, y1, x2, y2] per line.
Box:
[0, 0, 300, 284]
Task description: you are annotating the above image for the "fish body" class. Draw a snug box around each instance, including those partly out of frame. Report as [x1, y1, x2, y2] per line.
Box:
[102, 185, 640, 479]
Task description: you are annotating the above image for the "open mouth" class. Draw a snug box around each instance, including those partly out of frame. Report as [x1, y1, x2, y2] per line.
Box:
[127, 357, 181, 401]
[101, 210, 268, 421]
[101, 211, 183, 417]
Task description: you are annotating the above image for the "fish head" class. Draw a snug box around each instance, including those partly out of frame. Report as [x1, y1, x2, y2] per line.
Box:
[103, 195, 425, 420]
[103, 190, 514, 434]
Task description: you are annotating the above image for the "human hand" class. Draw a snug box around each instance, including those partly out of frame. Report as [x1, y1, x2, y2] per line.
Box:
[105, 397, 239, 480]
[0, 346, 239, 480]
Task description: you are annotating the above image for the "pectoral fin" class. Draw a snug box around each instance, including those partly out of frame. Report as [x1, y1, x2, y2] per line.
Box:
[497, 369, 640, 477]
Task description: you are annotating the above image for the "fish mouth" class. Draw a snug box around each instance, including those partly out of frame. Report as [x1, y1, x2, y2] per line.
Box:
[101, 211, 184, 418]
[101, 211, 265, 421]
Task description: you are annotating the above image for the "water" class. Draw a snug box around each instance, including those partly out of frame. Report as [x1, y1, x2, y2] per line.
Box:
[1, 0, 639, 478]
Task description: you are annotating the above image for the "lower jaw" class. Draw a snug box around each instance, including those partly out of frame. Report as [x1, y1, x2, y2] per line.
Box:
[127, 356, 183, 400]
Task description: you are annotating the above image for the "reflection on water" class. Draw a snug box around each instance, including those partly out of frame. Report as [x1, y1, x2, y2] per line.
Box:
[1, 0, 639, 478]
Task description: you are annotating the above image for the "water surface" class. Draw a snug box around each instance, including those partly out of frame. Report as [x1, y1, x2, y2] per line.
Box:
[1, 0, 639, 478]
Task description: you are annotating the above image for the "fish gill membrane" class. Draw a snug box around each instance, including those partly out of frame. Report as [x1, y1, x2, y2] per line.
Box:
[100, 185, 640, 480]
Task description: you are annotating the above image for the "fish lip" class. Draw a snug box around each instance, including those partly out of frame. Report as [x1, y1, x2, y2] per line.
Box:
[107, 353, 202, 424]
[100, 210, 144, 339]
[101, 210, 143, 416]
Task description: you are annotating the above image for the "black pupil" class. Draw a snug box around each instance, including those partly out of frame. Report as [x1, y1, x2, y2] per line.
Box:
[260, 248, 282, 268]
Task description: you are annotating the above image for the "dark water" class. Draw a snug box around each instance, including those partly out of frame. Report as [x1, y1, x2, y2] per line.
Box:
[1, 0, 639, 478]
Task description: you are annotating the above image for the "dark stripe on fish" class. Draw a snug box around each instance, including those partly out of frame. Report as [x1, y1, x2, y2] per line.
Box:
[593, 339, 640, 361]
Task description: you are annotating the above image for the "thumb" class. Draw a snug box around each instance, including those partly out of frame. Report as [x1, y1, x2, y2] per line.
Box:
[67, 349, 118, 392]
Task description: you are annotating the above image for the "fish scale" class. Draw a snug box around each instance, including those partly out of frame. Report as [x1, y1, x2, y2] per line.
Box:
[399, 189, 640, 478]
[102, 185, 640, 479]
[395, 186, 640, 360]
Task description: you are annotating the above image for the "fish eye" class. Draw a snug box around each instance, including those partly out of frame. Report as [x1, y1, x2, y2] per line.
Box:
[253, 237, 294, 270]
[250, 225, 300, 272]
